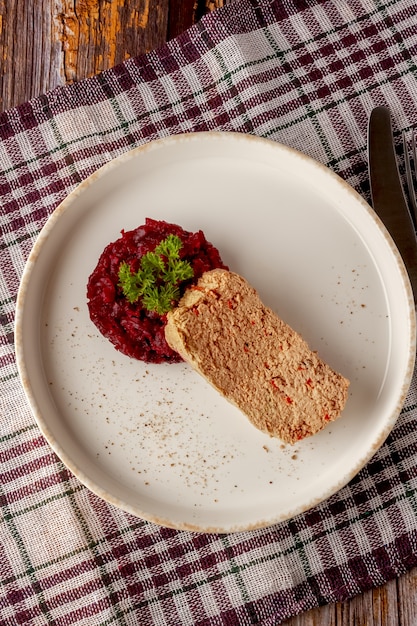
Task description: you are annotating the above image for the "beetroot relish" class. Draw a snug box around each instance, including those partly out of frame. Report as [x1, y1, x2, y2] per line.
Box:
[86, 218, 228, 363]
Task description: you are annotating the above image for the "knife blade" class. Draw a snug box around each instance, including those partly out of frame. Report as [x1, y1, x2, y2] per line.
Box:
[368, 105, 417, 301]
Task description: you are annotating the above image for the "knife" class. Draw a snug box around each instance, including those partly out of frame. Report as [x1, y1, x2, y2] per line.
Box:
[368, 105, 417, 301]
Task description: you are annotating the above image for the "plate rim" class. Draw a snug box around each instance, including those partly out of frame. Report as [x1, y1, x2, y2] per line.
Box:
[14, 131, 417, 532]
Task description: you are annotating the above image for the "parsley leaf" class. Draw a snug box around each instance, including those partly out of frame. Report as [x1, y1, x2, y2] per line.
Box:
[118, 234, 194, 315]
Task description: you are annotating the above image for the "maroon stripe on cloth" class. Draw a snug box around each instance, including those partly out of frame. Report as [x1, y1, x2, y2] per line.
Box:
[0, 436, 47, 462]
[0, 452, 58, 484]
[0, 468, 74, 507]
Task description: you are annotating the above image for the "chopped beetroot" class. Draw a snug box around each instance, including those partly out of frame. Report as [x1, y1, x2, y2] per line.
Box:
[86, 218, 227, 363]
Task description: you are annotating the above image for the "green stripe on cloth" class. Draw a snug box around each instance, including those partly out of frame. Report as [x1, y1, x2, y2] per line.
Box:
[0, 480, 56, 623]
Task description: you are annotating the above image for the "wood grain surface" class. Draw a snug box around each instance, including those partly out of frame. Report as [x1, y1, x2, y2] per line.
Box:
[0, 1, 416, 624]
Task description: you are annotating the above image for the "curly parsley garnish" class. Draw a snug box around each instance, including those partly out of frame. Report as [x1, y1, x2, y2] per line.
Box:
[118, 234, 194, 315]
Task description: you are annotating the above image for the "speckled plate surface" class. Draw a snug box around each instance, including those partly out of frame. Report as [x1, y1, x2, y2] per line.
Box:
[15, 132, 416, 533]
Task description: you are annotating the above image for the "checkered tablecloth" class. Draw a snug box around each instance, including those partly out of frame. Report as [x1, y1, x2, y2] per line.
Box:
[1, 0, 417, 623]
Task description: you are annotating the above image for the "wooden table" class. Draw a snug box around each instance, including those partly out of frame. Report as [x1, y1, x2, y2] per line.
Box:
[1, 2, 416, 624]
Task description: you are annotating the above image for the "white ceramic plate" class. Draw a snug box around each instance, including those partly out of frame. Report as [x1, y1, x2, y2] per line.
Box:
[15, 132, 416, 533]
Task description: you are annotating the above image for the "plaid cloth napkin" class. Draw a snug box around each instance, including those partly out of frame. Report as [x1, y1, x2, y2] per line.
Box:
[1, 0, 417, 623]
